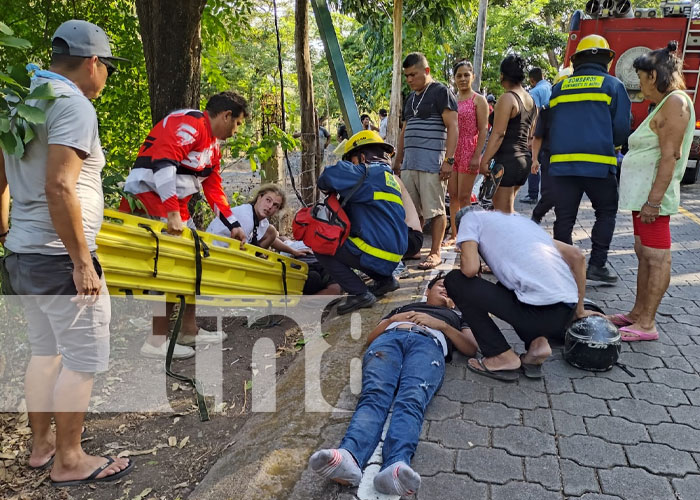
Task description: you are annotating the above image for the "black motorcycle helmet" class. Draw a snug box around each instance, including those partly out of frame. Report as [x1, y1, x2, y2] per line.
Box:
[563, 301, 621, 372]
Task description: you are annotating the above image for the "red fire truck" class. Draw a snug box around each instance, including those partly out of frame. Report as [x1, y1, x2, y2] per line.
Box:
[565, 2, 700, 183]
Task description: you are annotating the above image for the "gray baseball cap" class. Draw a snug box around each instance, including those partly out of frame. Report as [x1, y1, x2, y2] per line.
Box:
[52, 20, 127, 63]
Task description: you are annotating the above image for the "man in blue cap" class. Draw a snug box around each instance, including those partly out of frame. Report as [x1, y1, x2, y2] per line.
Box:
[0, 20, 132, 486]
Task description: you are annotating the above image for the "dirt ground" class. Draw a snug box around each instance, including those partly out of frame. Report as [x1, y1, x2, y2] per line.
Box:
[0, 151, 337, 500]
[0, 306, 306, 500]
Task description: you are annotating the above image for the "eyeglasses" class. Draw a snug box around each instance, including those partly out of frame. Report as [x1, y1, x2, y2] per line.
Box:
[98, 57, 116, 77]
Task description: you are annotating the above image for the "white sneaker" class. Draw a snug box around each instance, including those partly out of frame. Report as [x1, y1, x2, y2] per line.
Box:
[177, 328, 228, 346]
[140, 340, 195, 359]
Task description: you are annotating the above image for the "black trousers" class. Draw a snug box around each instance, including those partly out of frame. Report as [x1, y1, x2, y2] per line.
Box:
[315, 242, 390, 295]
[527, 170, 540, 198]
[552, 174, 618, 268]
[444, 270, 575, 358]
[532, 152, 555, 222]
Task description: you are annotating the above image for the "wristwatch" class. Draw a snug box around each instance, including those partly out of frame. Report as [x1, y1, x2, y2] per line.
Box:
[446, 157, 455, 165]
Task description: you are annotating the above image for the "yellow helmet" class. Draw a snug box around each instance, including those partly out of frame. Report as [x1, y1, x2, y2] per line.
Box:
[553, 66, 574, 85]
[342, 130, 394, 160]
[572, 34, 615, 61]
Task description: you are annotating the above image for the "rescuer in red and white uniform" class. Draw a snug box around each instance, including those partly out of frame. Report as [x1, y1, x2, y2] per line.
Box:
[121, 91, 249, 359]
[122, 91, 249, 241]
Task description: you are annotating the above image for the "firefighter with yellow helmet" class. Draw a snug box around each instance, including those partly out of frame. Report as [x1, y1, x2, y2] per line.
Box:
[315, 130, 408, 315]
[548, 34, 631, 284]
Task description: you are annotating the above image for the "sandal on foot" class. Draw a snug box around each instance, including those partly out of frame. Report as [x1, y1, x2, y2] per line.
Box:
[519, 355, 544, 379]
[609, 313, 634, 327]
[51, 457, 134, 487]
[418, 256, 441, 270]
[619, 326, 659, 342]
[467, 357, 519, 382]
[29, 455, 55, 471]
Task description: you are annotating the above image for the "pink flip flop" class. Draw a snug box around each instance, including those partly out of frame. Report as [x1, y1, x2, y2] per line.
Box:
[619, 326, 659, 342]
[609, 313, 633, 327]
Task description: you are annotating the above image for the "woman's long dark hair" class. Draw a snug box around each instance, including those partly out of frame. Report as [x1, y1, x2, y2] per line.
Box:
[633, 41, 685, 93]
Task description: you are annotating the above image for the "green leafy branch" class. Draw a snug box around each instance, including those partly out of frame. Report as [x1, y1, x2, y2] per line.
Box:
[227, 124, 300, 172]
[0, 21, 58, 158]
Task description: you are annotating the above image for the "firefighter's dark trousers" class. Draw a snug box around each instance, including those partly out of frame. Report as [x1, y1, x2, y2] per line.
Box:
[552, 174, 618, 268]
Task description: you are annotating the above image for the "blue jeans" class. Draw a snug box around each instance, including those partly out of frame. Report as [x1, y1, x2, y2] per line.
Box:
[339, 329, 445, 470]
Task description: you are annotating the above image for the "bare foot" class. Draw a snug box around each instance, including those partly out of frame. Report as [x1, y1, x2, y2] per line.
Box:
[28, 434, 56, 468]
[50, 453, 131, 483]
[521, 337, 552, 366]
[441, 237, 456, 248]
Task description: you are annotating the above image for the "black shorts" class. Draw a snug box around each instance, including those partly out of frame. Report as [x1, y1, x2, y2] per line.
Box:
[405, 228, 424, 258]
[496, 155, 531, 188]
[303, 261, 335, 295]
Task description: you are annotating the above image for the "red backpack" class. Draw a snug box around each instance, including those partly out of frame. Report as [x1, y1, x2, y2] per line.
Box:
[292, 165, 367, 255]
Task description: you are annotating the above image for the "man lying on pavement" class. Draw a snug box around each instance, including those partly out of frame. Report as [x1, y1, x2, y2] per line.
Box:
[444, 206, 602, 382]
[309, 275, 477, 496]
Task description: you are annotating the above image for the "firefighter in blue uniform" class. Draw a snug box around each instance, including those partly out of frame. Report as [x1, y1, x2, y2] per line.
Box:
[548, 34, 631, 284]
[315, 131, 408, 315]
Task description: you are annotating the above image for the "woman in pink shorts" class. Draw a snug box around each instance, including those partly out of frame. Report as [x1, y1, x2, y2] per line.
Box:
[444, 60, 489, 246]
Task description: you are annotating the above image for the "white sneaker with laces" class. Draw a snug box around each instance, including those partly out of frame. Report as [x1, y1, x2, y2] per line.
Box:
[177, 328, 228, 346]
[140, 340, 195, 359]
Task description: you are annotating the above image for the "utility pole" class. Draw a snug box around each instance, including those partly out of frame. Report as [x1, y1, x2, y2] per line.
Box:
[473, 0, 488, 92]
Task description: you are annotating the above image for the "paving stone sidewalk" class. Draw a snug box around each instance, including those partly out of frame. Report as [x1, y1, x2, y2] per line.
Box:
[290, 183, 700, 500]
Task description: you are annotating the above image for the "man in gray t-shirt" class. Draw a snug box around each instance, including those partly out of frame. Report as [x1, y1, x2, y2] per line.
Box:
[0, 20, 132, 485]
[444, 206, 601, 382]
[394, 52, 458, 270]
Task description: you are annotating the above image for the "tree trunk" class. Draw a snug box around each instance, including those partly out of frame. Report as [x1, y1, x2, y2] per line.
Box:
[472, 0, 488, 92]
[135, 0, 206, 124]
[386, 0, 403, 149]
[544, 13, 559, 68]
[295, 0, 317, 205]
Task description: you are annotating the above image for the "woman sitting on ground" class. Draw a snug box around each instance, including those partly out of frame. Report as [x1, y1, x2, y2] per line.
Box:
[206, 183, 308, 258]
[613, 42, 695, 342]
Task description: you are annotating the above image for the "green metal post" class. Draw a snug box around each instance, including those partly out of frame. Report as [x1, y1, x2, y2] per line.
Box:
[310, 0, 362, 135]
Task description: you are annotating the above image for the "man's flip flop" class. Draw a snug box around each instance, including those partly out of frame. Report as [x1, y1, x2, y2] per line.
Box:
[519, 355, 544, 379]
[51, 457, 134, 487]
[619, 326, 659, 342]
[29, 455, 54, 470]
[467, 357, 519, 382]
[418, 256, 441, 270]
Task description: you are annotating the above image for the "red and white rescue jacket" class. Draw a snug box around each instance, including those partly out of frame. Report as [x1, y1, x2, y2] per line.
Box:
[123, 109, 235, 226]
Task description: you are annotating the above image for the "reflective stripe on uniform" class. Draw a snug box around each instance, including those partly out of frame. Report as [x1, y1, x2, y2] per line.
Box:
[550, 153, 618, 166]
[373, 191, 403, 205]
[549, 92, 612, 108]
[348, 236, 403, 263]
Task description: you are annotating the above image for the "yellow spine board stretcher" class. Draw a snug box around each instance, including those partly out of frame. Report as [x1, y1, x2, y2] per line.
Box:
[97, 209, 308, 307]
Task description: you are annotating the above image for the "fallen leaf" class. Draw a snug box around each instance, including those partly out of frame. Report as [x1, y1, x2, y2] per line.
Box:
[173, 417, 180, 425]
[132, 487, 153, 500]
[178, 436, 189, 449]
[168, 436, 177, 447]
[117, 447, 158, 458]
[173, 482, 189, 489]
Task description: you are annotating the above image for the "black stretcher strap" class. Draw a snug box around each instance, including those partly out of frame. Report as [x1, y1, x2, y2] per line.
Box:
[190, 229, 209, 296]
[165, 295, 210, 421]
[138, 224, 160, 277]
